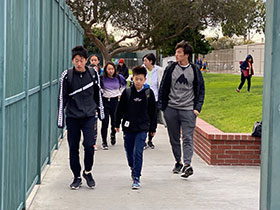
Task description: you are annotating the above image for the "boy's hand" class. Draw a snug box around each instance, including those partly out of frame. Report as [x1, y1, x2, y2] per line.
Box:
[194, 110, 199, 116]
[115, 128, 120, 133]
[150, 132, 156, 137]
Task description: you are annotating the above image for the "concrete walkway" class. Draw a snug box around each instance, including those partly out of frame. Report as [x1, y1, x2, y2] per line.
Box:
[28, 124, 260, 210]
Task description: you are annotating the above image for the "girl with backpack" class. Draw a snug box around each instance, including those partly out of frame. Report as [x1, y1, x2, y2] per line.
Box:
[236, 55, 254, 93]
[100, 62, 127, 150]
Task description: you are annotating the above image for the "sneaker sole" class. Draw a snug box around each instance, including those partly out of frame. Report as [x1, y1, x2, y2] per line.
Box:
[181, 172, 193, 179]
[132, 186, 140, 190]
[87, 185, 95, 189]
[70, 183, 82, 190]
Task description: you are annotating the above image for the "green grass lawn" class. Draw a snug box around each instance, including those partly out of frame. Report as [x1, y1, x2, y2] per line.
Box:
[199, 73, 263, 133]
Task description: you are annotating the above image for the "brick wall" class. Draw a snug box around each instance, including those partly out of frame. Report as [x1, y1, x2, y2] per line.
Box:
[193, 118, 261, 166]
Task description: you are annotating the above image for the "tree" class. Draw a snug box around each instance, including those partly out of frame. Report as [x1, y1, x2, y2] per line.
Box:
[160, 27, 212, 57]
[207, 36, 256, 50]
[66, 0, 265, 64]
[84, 27, 118, 54]
[220, 0, 266, 40]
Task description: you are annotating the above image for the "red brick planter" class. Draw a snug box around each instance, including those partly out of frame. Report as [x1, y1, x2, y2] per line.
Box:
[193, 118, 261, 166]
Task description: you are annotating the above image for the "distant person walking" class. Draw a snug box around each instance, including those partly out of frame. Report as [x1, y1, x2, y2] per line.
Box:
[158, 40, 205, 179]
[236, 55, 254, 93]
[196, 56, 202, 70]
[142, 53, 163, 149]
[117, 58, 129, 79]
[201, 58, 208, 72]
[100, 62, 127, 150]
[57, 46, 104, 190]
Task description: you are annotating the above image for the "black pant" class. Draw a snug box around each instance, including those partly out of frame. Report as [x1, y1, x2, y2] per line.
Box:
[66, 117, 96, 178]
[147, 102, 158, 142]
[238, 74, 251, 91]
[101, 97, 118, 145]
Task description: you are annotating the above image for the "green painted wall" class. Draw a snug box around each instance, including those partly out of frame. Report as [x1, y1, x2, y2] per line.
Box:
[0, 0, 83, 209]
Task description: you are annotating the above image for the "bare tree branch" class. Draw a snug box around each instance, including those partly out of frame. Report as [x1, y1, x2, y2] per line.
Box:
[107, 33, 139, 51]
[110, 46, 146, 58]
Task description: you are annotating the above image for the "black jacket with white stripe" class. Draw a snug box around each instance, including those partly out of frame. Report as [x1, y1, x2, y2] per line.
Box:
[57, 66, 104, 128]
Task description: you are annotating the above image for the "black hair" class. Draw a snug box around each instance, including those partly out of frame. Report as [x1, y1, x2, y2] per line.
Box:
[175, 40, 193, 62]
[89, 54, 100, 61]
[103, 62, 117, 78]
[132, 65, 147, 77]
[142, 53, 156, 65]
[89, 54, 102, 74]
[72, 45, 88, 60]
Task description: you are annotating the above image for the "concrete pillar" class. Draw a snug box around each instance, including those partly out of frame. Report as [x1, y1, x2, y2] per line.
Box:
[260, 0, 280, 209]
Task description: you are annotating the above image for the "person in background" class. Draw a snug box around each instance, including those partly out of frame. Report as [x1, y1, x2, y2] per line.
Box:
[196, 56, 202, 70]
[201, 58, 208, 72]
[142, 53, 163, 149]
[115, 66, 157, 189]
[236, 55, 254, 93]
[117, 58, 129, 79]
[89, 54, 103, 75]
[89, 54, 103, 151]
[100, 62, 127, 150]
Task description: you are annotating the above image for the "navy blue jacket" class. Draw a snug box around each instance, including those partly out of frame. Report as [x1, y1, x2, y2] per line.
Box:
[240, 54, 254, 75]
[158, 62, 205, 112]
[115, 85, 157, 133]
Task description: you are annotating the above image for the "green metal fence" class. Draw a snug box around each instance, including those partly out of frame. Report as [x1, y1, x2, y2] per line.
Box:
[0, 0, 83, 209]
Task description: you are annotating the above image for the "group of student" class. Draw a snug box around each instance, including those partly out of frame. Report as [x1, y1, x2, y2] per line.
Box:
[57, 40, 205, 190]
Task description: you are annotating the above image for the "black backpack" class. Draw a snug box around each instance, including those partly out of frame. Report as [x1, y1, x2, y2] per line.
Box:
[67, 67, 96, 85]
[125, 87, 150, 102]
[252, 121, 262, 137]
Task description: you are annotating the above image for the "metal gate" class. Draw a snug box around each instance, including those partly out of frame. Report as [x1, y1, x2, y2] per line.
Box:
[0, 0, 83, 209]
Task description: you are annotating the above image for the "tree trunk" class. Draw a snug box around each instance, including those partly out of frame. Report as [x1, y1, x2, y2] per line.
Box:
[102, 53, 112, 66]
[155, 47, 161, 65]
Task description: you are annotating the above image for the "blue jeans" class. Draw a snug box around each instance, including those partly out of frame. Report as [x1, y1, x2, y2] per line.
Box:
[124, 131, 147, 178]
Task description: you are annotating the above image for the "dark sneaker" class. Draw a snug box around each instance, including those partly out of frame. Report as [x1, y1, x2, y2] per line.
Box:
[172, 162, 183, 174]
[148, 141, 155, 149]
[82, 171, 95, 188]
[101, 143, 108, 150]
[111, 135, 116, 145]
[132, 177, 141, 189]
[236, 89, 240, 93]
[94, 144, 98, 151]
[143, 142, 149, 150]
[70, 177, 82, 190]
[181, 166, 194, 178]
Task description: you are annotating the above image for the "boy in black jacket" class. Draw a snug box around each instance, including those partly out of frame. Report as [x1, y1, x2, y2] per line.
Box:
[115, 66, 157, 189]
[57, 46, 104, 190]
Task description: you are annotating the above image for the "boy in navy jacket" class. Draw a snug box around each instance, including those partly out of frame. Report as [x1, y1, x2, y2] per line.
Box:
[115, 66, 157, 189]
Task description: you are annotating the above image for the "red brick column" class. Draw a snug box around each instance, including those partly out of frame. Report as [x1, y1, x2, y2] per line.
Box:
[193, 118, 261, 166]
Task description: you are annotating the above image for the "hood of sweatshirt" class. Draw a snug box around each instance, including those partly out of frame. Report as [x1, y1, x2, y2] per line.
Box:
[246, 54, 254, 63]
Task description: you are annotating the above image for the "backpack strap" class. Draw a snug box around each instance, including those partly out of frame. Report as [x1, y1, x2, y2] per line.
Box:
[67, 68, 74, 85]
[145, 88, 150, 99]
[68, 67, 96, 84]
[67, 67, 97, 97]
[126, 87, 132, 101]
[126, 87, 150, 105]
[88, 67, 96, 82]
